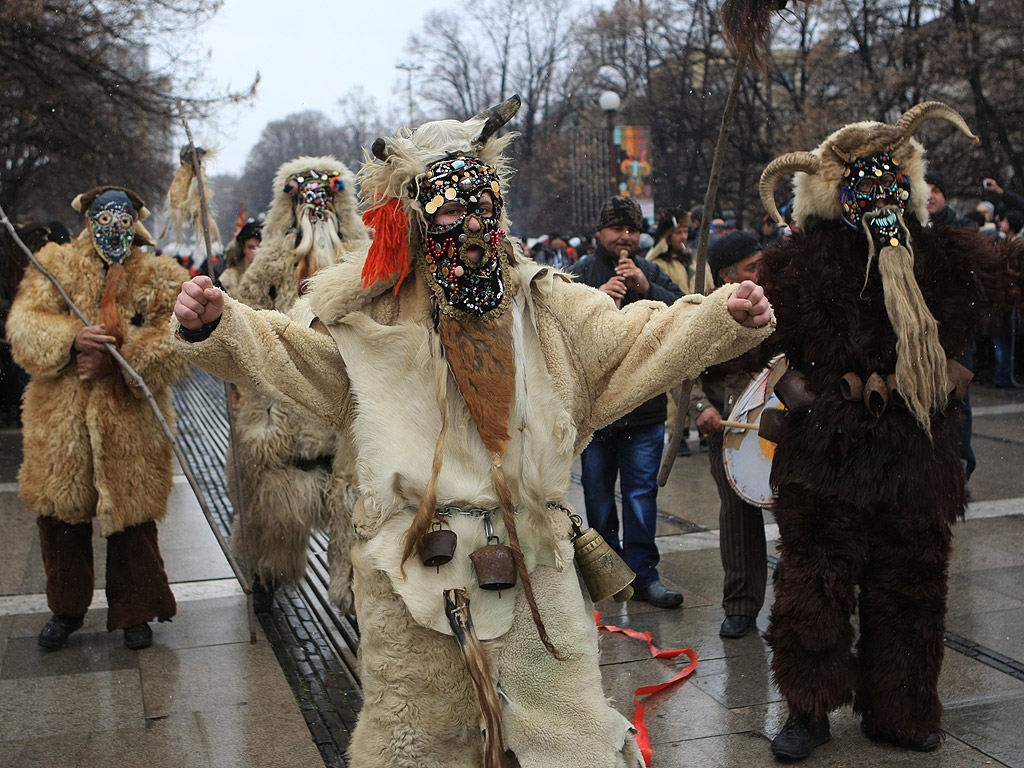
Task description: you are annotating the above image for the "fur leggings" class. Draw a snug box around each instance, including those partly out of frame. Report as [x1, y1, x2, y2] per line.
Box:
[767, 483, 952, 745]
[37, 516, 176, 630]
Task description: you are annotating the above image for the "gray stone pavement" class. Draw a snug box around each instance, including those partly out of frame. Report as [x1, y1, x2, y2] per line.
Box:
[0, 382, 1022, 766]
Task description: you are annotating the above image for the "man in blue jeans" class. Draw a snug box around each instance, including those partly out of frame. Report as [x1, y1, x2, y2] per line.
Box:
[569, 196, 684, 608]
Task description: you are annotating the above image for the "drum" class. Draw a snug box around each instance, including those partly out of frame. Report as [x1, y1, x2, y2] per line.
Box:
[722, 355, 787, 508]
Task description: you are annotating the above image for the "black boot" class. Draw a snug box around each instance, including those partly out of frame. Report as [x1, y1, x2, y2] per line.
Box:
[123, 622, 152, 650]
[771, 712, 831, 760]
[252, 574, 277, 614]
[37, 613, 84, 651]
[861, 713, 941, 752]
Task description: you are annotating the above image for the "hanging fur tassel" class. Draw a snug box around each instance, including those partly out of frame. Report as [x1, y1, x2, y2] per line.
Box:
[444, 588, 510, 768]
[361, 197, 410, 292]
[160, 146, 222, 249]
[438, 310, 564, 660]
[100, 263, 124, 347]
[721, 0, 794, 74]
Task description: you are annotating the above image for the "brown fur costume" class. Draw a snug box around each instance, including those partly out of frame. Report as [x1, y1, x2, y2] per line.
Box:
[226, 156, 368, 596]
[760, 168, 1024, 745]
[9, 226, 188, 628]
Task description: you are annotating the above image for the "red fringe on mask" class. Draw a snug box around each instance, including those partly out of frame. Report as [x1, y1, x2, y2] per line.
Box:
[361, 197, 410, 293]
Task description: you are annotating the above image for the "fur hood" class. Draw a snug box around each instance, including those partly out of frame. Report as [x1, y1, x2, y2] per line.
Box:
[263, 155, 364, 244]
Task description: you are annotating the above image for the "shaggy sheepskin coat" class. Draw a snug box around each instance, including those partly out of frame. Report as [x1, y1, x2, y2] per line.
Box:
[9, 233, 189, 536]
[760, 217, 1023, 745]
[171, 253, 772, 767]
[225, 156, 369, 589]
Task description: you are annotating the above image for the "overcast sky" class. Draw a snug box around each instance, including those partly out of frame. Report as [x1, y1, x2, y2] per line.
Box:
[188, 0, 442, 176]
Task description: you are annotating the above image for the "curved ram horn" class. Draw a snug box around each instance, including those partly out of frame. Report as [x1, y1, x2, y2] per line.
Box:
[473, 94, 522, 147]
[760, 151, 821, 225]
[892, 101, 979, 150]
[371, 138, 392, 162]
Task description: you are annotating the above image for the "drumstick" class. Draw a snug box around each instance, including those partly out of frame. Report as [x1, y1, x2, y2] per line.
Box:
[720, 419, 759, 430]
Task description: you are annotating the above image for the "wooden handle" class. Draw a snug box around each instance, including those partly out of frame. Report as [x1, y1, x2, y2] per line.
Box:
[720, 419, 758, 430]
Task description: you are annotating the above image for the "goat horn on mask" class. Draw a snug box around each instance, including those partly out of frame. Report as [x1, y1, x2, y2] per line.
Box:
[474, 95, 522, 148]
[760, 152, 820, 226]
[891, 101, 979, 152]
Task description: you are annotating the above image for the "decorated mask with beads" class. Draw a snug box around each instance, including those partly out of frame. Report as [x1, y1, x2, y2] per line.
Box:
[759, 102, 978, 233]
[356, 95, 522, 310]
[417, 156, 509, 318]
[838, 153, 911, 228]
[86, 189, 139, 265]
[282, 169, 348, 223]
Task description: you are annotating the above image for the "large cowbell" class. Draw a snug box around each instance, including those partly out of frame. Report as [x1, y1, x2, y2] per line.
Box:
[568, 514, 635, 603]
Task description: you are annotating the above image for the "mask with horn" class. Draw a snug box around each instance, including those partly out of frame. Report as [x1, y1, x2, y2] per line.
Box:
[358, 95, 521, 297]
[759, 101, 979, 435]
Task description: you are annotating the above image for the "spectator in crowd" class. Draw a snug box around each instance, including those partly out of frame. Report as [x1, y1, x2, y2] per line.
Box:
[691, 231, 772, 639]
[983, 177, 1024, 215]
[999, 209, 1024, 241]
[219, 219, 262, 293]
[975, 201, 998, 234]
[927, 170, 980, 472]
[569, 195, 687, 608]
[926, 171, 973, 227]
[648, 208, 714, 456]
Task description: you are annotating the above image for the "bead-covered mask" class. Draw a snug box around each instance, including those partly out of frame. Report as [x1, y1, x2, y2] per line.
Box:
[88, 190, 137, 266]
[417, 156, 510, 319]
[282, 169, 346, 223]
[838, 153, 911, 228]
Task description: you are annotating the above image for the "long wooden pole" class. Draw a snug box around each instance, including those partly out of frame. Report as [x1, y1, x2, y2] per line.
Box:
[177, 109, 259, 642]
[659, 49, 750, 486]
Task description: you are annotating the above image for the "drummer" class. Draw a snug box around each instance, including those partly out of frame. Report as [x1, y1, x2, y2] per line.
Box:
[690, 231, 773, 639]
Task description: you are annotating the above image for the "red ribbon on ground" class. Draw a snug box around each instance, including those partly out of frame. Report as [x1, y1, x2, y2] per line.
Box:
[596, 611, 699, 767]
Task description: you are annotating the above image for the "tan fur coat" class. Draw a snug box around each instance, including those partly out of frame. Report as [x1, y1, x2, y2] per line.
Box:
[171, 254, 772, 767]
[10, 233, 189, 536]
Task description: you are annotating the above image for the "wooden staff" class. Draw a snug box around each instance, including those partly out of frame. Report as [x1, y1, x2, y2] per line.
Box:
[659, 49, 750, 486]
[177, 108, 259, 642]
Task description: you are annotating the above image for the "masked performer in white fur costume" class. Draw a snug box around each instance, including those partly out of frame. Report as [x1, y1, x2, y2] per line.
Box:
[172, 97, 773, 768]
[226, 155, 368, 609]
[756, 103, 1024, 761]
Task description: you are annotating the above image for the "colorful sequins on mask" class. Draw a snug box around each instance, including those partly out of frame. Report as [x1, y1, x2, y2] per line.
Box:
[88, 195, 137, 265]
[283, 170, 345, 223]
[418, 157, 509, 319]
[838, 153, 910, 227]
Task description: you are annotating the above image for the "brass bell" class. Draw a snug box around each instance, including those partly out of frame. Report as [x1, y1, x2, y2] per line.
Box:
[568, 514, 635, 603]
[421, 520, 457, 572]
[470, 536, 517, 593]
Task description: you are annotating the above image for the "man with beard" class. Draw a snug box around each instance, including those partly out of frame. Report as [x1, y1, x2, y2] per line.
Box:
[568, 196, 686, 608]
[9, 187, 188, 650]
[171, 97, 772, 768]
[757, 103, 1024, 760]
[227, 156, 368, 610]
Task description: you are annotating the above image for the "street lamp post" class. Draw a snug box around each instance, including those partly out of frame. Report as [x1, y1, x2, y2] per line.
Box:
[599, 90, 621, 196]
[395, 63, 423, 127]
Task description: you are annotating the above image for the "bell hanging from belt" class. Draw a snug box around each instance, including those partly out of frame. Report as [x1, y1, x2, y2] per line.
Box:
[421, 520, 457, 572]
[567, 513, 635, 603]
[470, 514, 517, 593]
[470, 536, 517, 593]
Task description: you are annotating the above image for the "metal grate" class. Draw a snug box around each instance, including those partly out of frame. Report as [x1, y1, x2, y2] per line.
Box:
[172, 368, 361, 766]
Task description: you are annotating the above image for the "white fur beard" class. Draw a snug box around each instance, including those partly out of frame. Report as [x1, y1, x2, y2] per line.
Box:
[293, 207, 343, 269]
